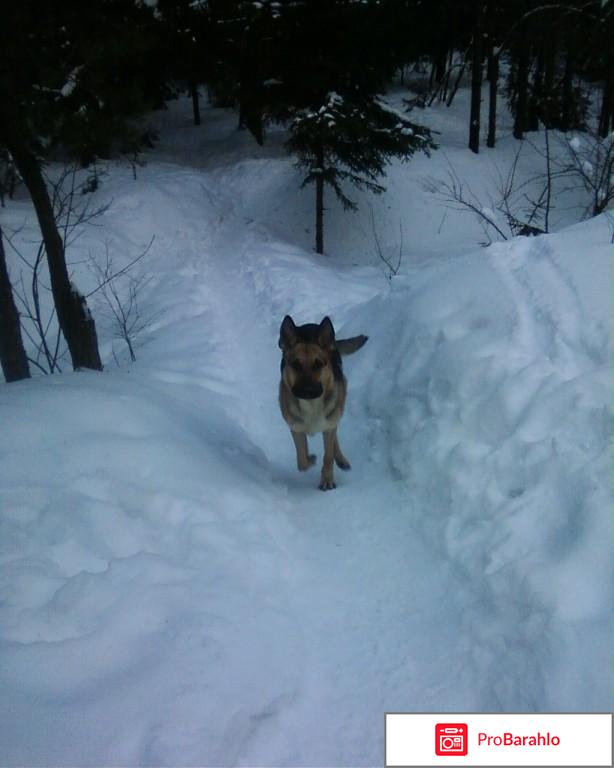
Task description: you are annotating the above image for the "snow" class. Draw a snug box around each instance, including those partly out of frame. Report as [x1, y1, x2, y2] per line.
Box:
[60, 67, 81, 98]
[1, 86, 613, 766]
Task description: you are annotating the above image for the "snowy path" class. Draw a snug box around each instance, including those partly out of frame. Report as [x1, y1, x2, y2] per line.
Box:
[146, 187, 472, 764]
[186, 245, 473, 765]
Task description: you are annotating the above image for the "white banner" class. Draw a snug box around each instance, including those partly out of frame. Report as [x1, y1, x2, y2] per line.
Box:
[385, 713, 612, 767]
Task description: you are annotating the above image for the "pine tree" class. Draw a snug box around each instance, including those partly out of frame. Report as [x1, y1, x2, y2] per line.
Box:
[216, 0, 436, 254]
[287, 93, 435, 254]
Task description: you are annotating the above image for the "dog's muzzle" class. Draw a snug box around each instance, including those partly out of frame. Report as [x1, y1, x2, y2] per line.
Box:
[292, 383, 323, 400]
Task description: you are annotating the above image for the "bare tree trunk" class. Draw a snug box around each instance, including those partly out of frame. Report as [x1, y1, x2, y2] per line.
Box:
[445, 52, 469, 108]
[561, 33, 575, 131]
[598, 74, 613, 138]
[543, 21, 557, 125]
[513, 29, 530, 140]
[485, 0, 499, 149]
[238, 47, 264, 146]
[315, 180, 324, 255]
[428, 59, 436, 91]
[435, 49, 447, 85]
[315, 143, 324, 254]
[0, 223, 30, 382]
[469, 0, 484, 154]
[543, 126, 552, 233]
[190, 81, 201, 126]
[529, 48, 544, 130]
[487, 52, 499, 148]
[2, 126, 103, 371]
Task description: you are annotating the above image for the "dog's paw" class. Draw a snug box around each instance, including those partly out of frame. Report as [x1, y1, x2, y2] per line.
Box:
[298, 454, 317, 471]
[335, 458, 351, 471]
[319, 477, 336, 491]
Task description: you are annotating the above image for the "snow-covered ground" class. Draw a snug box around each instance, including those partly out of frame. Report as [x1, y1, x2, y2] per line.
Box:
[1, 88, 613, 766]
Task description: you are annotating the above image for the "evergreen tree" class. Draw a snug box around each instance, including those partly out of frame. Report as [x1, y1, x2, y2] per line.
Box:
[222, 0, 437, 253]
[287, 93, 435, 254]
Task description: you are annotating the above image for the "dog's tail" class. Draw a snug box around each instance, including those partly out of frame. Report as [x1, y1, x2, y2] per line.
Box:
[336, 335, 368, 356]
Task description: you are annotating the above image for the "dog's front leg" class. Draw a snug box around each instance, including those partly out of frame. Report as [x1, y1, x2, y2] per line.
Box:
[320, 429, 337, 490]
[292, 430, 316, 471]
[334, 436, 351, 470]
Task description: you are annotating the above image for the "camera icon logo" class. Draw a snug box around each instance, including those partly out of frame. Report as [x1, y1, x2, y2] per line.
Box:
[435, 723, 468, 756]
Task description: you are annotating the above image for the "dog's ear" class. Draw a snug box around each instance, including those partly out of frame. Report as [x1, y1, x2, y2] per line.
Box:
[318, 316, 336, 348]
[337, 335, 368, 356]
[279, 315, 298, 349]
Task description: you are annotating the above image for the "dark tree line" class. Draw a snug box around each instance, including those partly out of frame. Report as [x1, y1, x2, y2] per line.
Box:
[1, 0, 613, 383]
[390, 1, 612, 149]
[462, 0, 613, 150]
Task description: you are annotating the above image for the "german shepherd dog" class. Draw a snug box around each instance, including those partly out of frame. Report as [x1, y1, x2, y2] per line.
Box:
[278, 315, 368, 490]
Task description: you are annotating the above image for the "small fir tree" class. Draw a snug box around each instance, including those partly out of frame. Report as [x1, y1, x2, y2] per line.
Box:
[287, 93, 436, 254]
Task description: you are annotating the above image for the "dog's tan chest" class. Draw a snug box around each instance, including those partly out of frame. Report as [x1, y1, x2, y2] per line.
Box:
[297, 397, 337, 435]
[282, 389, 341, 436]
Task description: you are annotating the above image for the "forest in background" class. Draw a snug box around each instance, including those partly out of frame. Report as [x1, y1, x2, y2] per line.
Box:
[1, 0, 613, 383]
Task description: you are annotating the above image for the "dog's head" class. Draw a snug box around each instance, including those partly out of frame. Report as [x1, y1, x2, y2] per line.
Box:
[278, 315, 340, 400]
